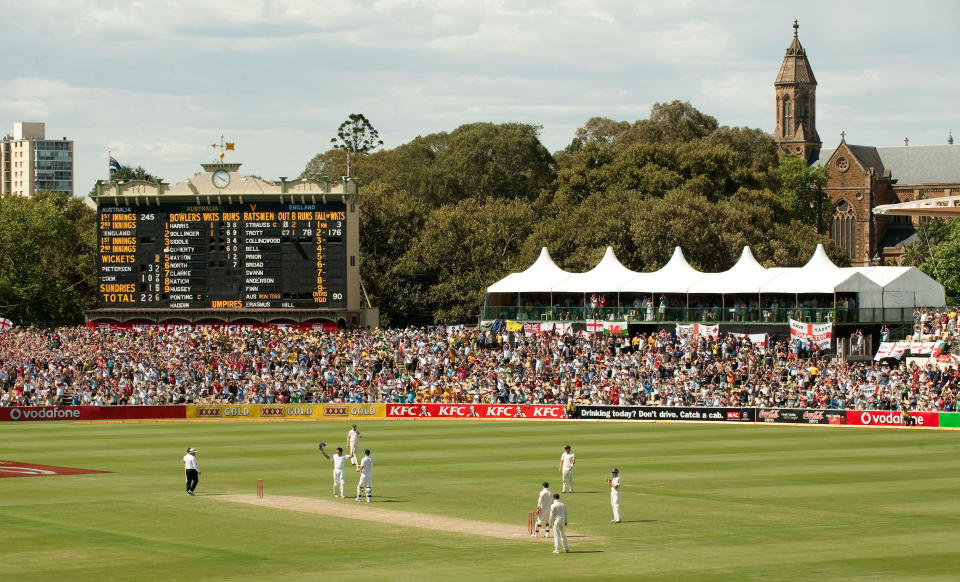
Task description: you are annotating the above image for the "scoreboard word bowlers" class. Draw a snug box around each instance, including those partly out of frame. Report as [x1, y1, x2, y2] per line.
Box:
[97, 202, 347, 310]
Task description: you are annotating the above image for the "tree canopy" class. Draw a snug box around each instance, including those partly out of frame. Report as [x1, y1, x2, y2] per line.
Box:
[297, 101, 847, 325]
[0, 192, 96, 325]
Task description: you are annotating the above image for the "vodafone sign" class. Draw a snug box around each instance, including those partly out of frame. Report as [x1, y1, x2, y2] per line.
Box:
[845, 410, 939, 427]
[386, 403, 566, 419]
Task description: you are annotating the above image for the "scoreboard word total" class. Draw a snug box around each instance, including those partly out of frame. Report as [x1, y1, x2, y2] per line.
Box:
[97, 202, 347, 310]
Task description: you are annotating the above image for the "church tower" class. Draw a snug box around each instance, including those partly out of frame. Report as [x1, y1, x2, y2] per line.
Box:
[774, 21, 821, 162]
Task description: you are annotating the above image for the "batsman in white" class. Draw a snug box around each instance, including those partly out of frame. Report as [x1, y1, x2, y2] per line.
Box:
[355, 448, 374, 502]
[606, 468, 621, 523]
[532, 482, 553, 537]
[549, 493, 568, 553]
[559, 445, 576, 493]
[319, 443, 353, 498]
[346, 424, 362, 467]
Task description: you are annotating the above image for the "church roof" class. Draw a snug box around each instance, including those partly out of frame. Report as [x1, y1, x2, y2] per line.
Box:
[775, 22, 817, 86]
[814, 145, 960, 185]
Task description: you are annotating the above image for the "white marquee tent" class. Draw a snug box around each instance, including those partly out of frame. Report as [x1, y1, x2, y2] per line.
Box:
[485, 244, 944, 311]
[485, 247, 572, 294]
[552, 247, 637, 293]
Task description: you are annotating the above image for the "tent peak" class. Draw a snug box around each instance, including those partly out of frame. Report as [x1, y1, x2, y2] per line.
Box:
[804, 244, 837, 270]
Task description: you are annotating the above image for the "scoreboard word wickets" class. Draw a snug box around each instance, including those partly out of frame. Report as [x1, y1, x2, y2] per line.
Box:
[97, 202, 347, 310]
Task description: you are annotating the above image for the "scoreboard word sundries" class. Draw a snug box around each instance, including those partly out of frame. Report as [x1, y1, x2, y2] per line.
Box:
[97, 202, 347, 310]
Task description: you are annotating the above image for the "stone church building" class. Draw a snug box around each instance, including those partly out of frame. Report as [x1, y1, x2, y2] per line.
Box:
[774, 21, 960, 266]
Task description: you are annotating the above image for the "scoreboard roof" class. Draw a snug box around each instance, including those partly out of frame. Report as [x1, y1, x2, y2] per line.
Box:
[92, 162, 358, 204]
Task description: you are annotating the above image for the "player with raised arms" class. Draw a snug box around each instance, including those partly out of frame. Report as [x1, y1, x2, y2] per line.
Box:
[319, 442, 352, 498]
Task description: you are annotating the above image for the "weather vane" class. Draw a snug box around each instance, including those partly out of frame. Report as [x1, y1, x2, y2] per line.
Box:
[211, 134, 236, 160]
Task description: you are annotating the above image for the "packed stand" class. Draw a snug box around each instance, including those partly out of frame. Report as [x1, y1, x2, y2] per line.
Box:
[0, 326, 957, 413]
[913, 307, 960, 342]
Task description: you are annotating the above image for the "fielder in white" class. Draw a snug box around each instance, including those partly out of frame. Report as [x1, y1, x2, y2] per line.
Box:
[320, 445, 353, 497]
[606, 468, 621, 523]
[346, 424, 362, 467]
[532, 482, 553, 537]
[355, 449, 373, 502]
[549, 493, 568, 553]
[559, 445, 576, 493]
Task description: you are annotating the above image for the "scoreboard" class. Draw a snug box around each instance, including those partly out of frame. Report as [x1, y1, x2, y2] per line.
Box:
[96, 201, 347, 310]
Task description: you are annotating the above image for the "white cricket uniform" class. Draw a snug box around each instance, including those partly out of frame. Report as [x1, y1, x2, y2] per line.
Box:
[560, 451, 575, 492]
[347, 428, 361, 462]
[549, 499, 568, 552]
[330, 453, 350, 497]
[356, 455, 373, 502]
[536, 487, 553, 535]
[610, 475, 621, 522]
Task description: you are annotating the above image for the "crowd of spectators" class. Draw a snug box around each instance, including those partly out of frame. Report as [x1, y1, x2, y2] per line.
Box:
[913, 307, 960, 341]
[0, 325, 957, 413]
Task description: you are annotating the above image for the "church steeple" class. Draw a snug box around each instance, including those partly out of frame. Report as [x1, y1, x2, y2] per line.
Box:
[775, 20, 821, 162]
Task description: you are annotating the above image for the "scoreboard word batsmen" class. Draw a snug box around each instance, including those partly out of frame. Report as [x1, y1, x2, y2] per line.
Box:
[97, 202, 347, 310]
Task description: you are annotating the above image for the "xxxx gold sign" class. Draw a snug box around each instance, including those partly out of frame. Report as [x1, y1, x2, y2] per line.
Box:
[195, 406, 222, 417]
[185, 404, 383, 420]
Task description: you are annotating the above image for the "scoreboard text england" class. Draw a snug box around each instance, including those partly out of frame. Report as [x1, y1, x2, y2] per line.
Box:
[97, 201, 347, 310]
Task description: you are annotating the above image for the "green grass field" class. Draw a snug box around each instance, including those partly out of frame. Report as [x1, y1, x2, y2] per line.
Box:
[2, 420, 960, 581]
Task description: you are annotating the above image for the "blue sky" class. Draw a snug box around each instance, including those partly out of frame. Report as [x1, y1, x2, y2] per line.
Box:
[2, 0, 958, 194]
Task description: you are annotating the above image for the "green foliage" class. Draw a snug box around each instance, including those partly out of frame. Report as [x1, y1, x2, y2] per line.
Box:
[437, 123, 555, 204]
[902, 217, 949, 268]
[776, 154, 831, 234]
[330, 113, 383, 177]
[906, 218, 960, 300]
[0, 192, 96, 324]
[395, 198, 535, 323]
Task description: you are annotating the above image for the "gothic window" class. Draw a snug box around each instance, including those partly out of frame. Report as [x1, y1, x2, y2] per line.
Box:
[782, 96, 793, 136]
[831, 200, 857, 259]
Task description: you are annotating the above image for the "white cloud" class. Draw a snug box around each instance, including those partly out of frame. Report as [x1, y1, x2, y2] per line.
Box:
[0, 0, 957, 195]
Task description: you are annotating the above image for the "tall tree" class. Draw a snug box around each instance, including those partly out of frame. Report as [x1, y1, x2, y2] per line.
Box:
[330, 113, 383, 177]
[0, 192, 96, 324]
[776, 154, 830, 235]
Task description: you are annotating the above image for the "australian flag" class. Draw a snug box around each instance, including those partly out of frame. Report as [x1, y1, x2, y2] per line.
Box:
[109, 155, 122, 172]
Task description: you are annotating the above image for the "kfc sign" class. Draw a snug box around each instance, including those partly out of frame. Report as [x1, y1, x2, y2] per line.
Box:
[385, 404, 566, 420]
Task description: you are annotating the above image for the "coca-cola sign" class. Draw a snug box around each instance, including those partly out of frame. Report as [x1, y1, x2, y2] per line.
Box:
[757, 409, 844, 425]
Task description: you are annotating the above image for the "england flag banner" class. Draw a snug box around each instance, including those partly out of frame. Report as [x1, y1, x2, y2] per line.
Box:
[731, 332, 768, 350]
[676, 323, 720, 338]
[874, 342, 909, 360]
[0, 317, 12, 332]
[584, 319, 604, 333]
[789, 319, 832, 349]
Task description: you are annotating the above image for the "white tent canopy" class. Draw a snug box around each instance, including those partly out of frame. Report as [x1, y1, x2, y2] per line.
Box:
[757, 245, 883, 308]
[485, 244, 943, 311]
[687, 247, 779, 295]
[853, 266, 945, 308]
[485, 247, 573, 293]
[552, 246, 637, 293]
[619, 246, 706, 294]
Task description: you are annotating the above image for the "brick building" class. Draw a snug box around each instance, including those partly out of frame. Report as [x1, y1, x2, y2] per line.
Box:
[773, 22, 960, 266]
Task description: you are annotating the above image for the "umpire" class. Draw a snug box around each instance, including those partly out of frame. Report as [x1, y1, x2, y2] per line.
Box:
[183, 447, 200, 495]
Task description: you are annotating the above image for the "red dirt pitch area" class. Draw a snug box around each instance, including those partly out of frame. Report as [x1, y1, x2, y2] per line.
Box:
[0, 460, 111, 478]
